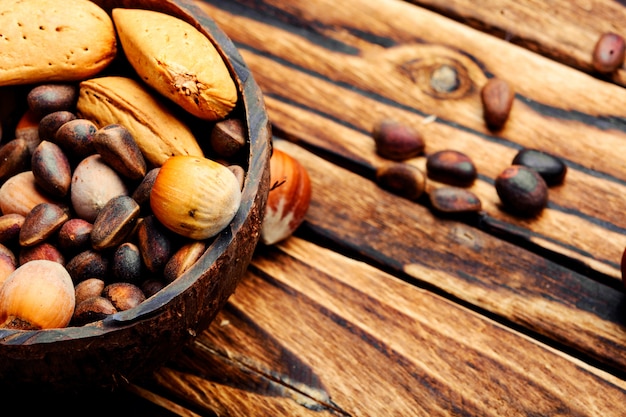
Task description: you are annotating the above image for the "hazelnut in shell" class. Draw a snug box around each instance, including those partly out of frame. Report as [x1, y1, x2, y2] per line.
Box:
[260, 148, 311, 245]
[0, 260, 75, 330]
[150, 155, 242, 240]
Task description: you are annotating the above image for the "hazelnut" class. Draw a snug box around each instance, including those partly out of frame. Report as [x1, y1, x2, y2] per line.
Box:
[260, 149, 312, 245]
[0, 260, 75, 329]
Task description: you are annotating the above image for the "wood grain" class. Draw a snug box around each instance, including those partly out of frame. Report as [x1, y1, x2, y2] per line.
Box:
[144, 235, 626, 416]
[406, 0, 626, 85]
[129, 1, 626, 415]
[268, 139, 626, 374]
[197, 0, 626, 284]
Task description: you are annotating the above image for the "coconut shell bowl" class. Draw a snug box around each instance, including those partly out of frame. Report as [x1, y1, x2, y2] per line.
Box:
[0, 0, 271, 391]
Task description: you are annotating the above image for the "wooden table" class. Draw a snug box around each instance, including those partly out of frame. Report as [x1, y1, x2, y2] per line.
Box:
[50, 0, 626, 415]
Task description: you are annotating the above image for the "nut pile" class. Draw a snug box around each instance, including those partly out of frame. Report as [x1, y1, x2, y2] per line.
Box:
[0, 1, 249, 329]
[373, 30, 626, 216]
[372, 76, 567, 217]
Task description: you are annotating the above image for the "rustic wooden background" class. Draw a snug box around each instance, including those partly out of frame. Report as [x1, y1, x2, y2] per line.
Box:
[52, 0, 626, 415]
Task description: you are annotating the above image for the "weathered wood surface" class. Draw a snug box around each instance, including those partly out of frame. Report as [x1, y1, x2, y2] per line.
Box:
[119, 0, 626, 415]
[406, 0, 626, 85]
[136, 232, 626, 416]
[194, 0, 626, 287]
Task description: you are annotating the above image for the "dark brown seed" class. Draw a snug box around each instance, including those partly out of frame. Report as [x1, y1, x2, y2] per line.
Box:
[72, 296, 117, 326]
[19, 202, 69, 247]
[66, 249, 109, 284]
[141, 279, 166, 298]
[481, 78, 514, 131]
[92, 124, 147, 180]
[163, 240, 207, 283]
[511, 149, 567, 186]
[27, 83, 78, 118]
[38, 110, 76, 142]
[426, 150, 477, 187]
[31, 140, 72, 197]
[429, 187, 482, 214]
[375, 162, 426, 200]
[136, 215, 174, 273]
[372, 119, 425, 161]
[18, 242, 65, 265]
[210, 118, 246, 158]
[132, 167, 160, 207]
[54, 118, 97, 159]
[57, 218, 93, 254]
[74, 278, 105, 307]
[112, 242, 143, 284]
[103, 282, 146, 311]
[0, 213, 25, 243]
[592, 32, 626, 73]
[495, 165, 549, 217]
[0, 138, 30, 182]
[91, 195, 140, 250]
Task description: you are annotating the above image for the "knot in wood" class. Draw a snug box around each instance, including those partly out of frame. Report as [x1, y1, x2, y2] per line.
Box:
[430, 65, 459, 93]
[399, 56, 474, 99]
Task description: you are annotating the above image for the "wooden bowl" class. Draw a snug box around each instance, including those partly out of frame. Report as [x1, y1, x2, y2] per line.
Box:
[0, 0, 271, 391]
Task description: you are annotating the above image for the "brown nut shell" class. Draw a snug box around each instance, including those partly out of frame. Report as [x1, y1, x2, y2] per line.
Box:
[27, 84, 78, 118]
[112, 242, 143, 284]
[372, 119, 425, 161]
[54, 118, 97, 160]
[481, 77, 514, 131]
[31, 140, 72, 197]
[91, 195, 140, 251]
[163, 240, 207, 283]
[0, 260, 75, 330]
[132, 167, 160, 208]
[0, 214, 25, 244]
[18, 242, 65, 266]
[150, 156, 242, 240]
[260, 149, 312, 245]
[74, 278, 106, 307]
[93, 124, 147, 180]
[112, 8, 238, 121]
[72, 296, 117, 327]
[19, 203, 69, 247]
[38, 111, 76, 143]
[57, 218, 93, 254]
[136, 215, 173, 273]
[66, 249, 109, 284]
[0, 138, 31, 183]
[102, 282, 146, 312]
[210, 119, 246, 158]
[375, 162, 426, 201]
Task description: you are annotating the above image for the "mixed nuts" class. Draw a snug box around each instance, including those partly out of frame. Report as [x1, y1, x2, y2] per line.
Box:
[0, 1, 255, 329]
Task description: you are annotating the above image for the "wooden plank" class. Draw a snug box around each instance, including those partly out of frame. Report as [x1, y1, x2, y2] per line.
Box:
[273, 139, 626, 374]
[197, 0, 626, 283]
[144, 236, 626, 416]
[405, 0, 626, 86]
